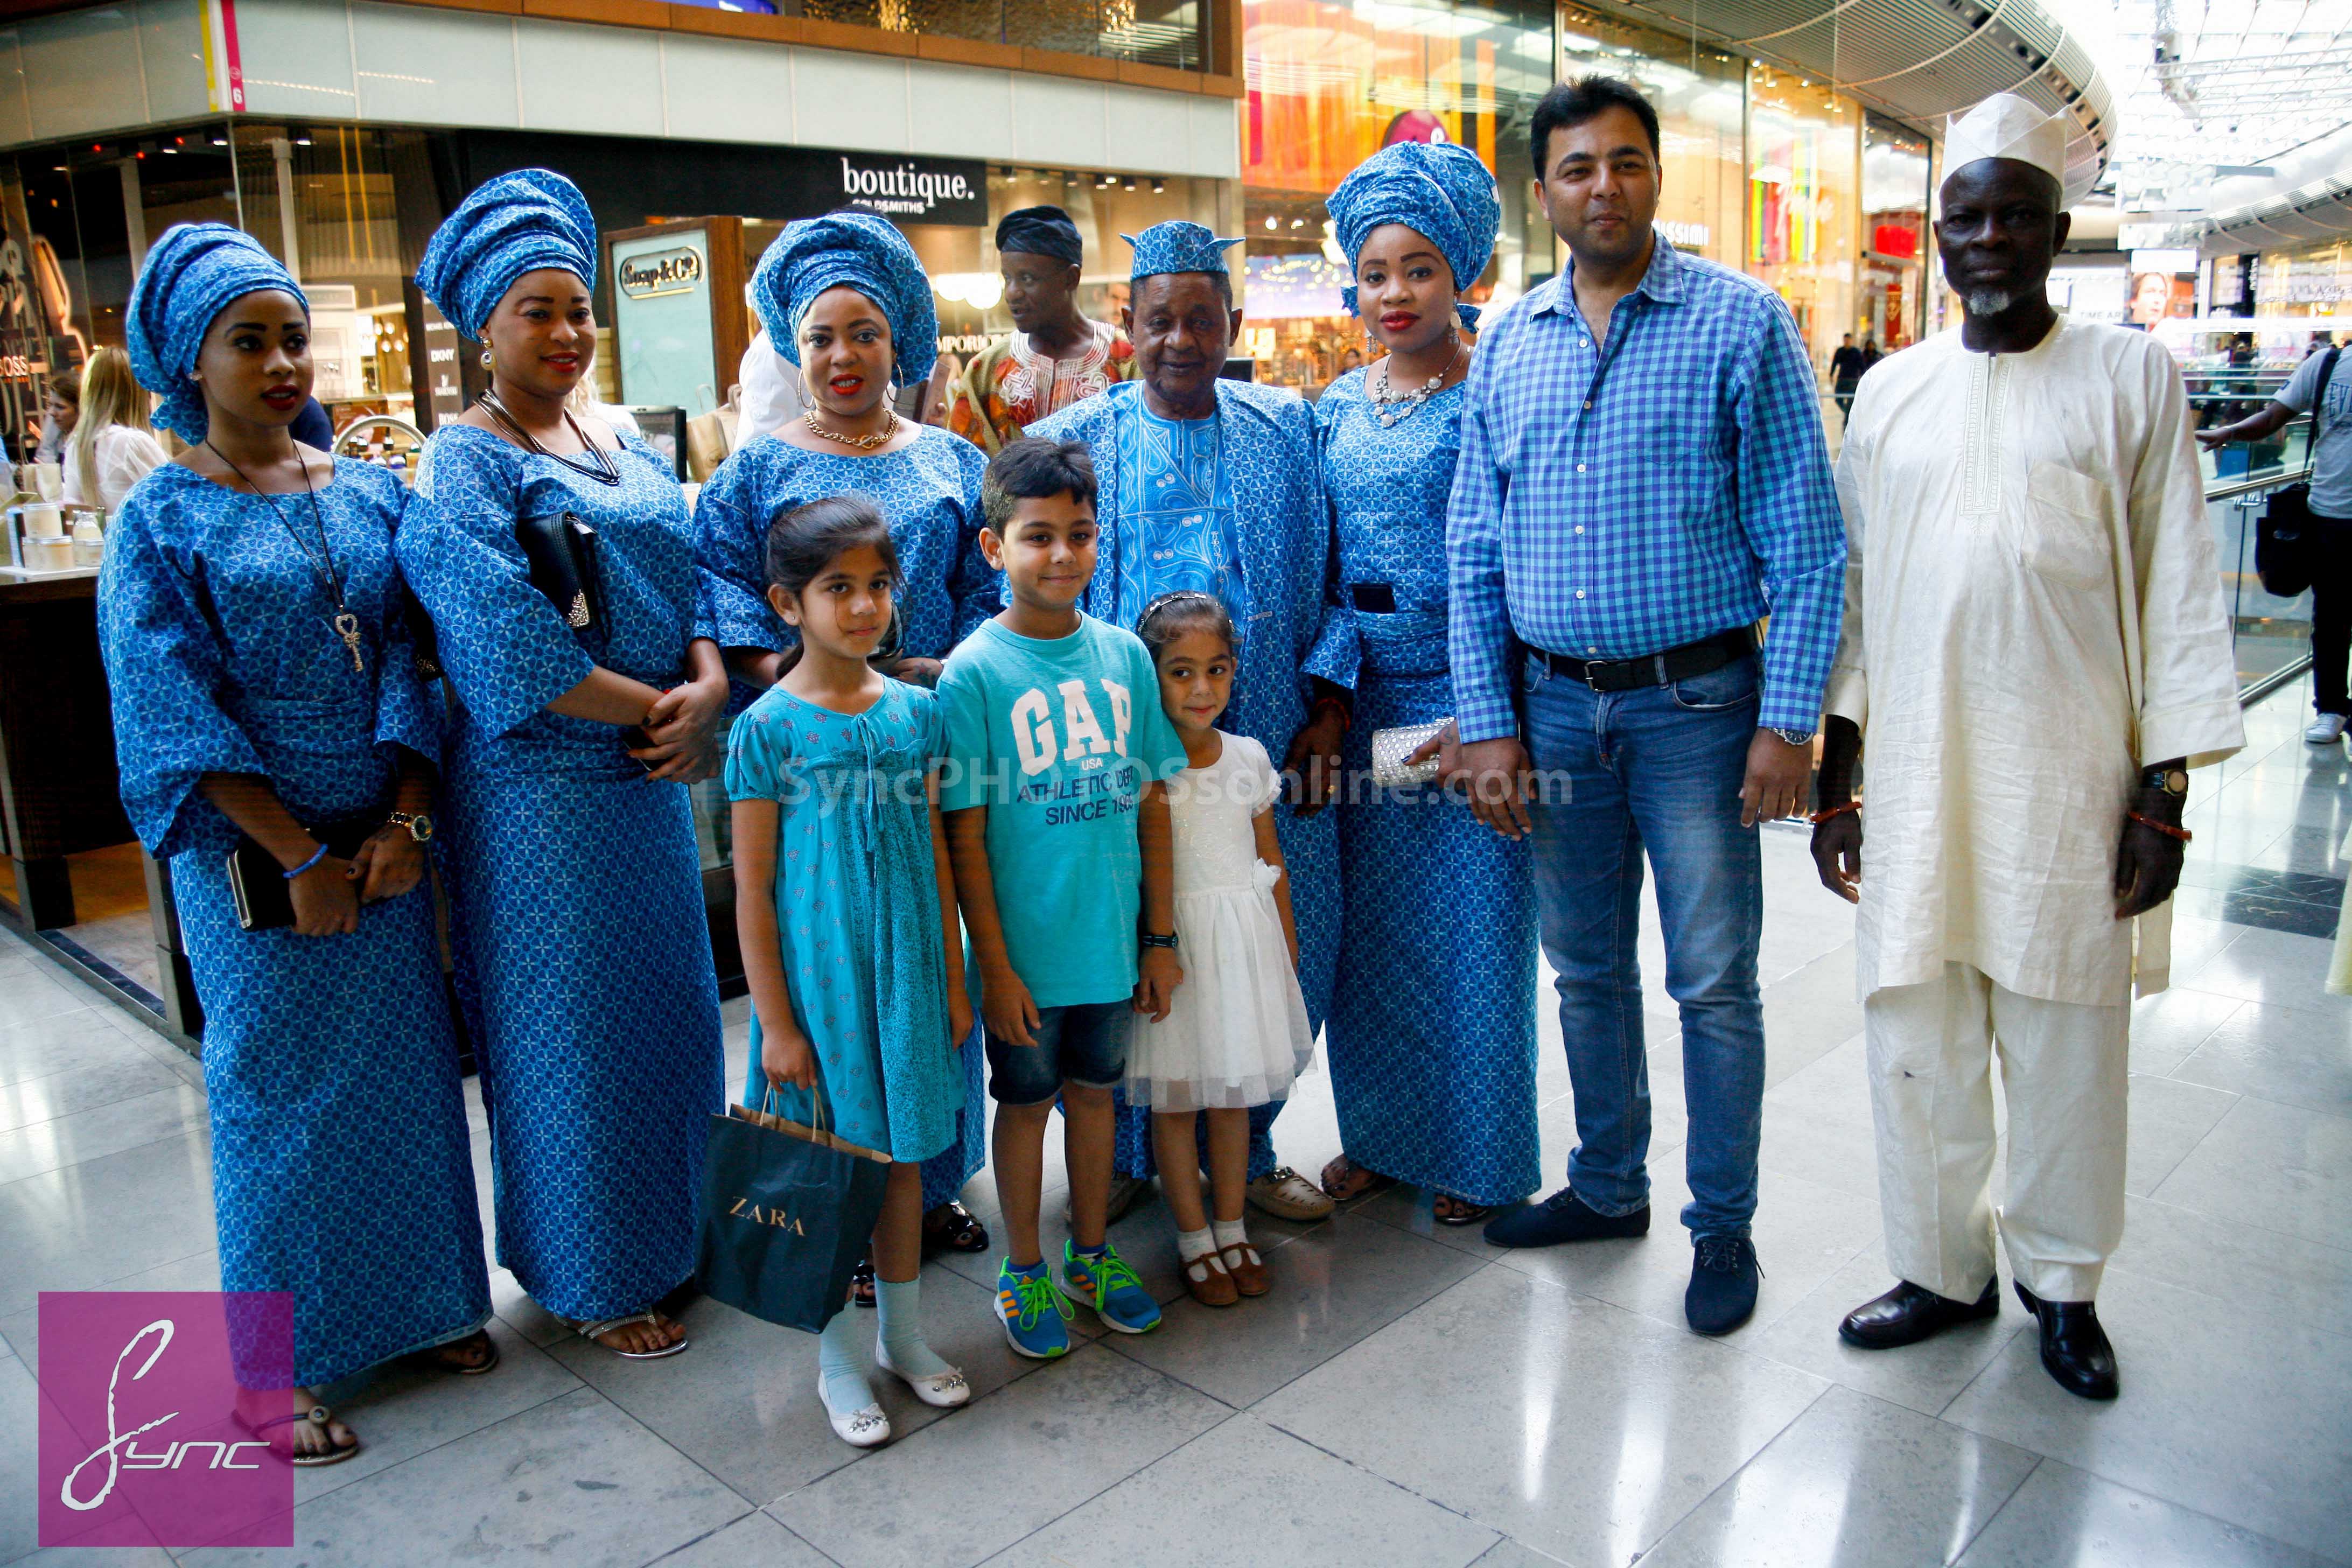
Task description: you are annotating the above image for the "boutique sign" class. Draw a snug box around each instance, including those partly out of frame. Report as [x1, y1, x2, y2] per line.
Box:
[834, 155, 989, 227]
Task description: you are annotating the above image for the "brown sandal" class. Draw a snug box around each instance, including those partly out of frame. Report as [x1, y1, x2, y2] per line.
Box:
[1319, 1154, 1396, 1204]
[1181, 1247, 1239, 1307]
[1218, 1241, 1271, 1297]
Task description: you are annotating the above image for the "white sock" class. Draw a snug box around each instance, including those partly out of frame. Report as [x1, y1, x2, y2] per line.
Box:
[817, 1305, 875, 1415]
[1176, 1225, 1217, 1263]
[1212, 1218, 1249, 1252]
[874, 1277, 953, 1380]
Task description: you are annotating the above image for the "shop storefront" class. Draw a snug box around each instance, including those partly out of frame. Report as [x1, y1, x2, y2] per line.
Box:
[2253, 241, 2350, 321]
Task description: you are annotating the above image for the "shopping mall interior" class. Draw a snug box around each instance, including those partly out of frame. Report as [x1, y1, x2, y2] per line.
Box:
[2, 0, 2350, 1564]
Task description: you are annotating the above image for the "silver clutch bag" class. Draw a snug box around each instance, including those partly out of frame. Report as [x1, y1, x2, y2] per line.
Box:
[1369, 719, 1447, 788]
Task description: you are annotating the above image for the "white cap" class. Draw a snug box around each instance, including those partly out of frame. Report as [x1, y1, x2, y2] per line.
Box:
[1944, 93, 2072, 199]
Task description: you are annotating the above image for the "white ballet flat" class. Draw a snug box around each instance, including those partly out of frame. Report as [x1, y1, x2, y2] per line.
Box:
[816, 1374, 891, 1448]
[874, 1340, 971, 1408]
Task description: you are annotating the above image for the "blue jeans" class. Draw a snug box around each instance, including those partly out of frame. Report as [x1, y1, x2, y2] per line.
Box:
[1521, 649, 1766, 1239]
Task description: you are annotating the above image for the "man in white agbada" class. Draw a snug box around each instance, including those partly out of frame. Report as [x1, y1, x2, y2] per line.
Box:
[1808, 93, 2244, 1401]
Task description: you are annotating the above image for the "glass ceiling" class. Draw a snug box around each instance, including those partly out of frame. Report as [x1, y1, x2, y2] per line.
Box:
[2042, 0, 2352, 177]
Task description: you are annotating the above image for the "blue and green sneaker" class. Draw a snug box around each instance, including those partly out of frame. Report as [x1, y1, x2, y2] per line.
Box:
[994, 1258, 1073, 1360]
[1062, 1240, 1161, 1335]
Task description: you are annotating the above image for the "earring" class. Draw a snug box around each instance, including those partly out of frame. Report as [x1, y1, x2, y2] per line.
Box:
[480, 350, 492, 368]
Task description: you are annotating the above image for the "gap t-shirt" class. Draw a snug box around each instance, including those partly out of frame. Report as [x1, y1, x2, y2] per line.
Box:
[939, 613, 1188, 1009]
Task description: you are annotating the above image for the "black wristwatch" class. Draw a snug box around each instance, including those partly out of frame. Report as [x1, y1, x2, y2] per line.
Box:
[1769, 727, 1815, 748]
[2140, 765, 2189, 799]
[1139, 930, 1179, 950]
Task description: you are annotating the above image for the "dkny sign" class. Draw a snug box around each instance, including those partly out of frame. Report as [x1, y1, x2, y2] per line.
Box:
[834, 154, 989, 226]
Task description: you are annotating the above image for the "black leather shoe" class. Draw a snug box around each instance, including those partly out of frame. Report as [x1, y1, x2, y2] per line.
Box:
[1685, 1236, 1761, 1335]
[1839, 1277, 1999, 1349]
[2015, 1282, 2118, 1400]
[1481, 1186, 1649, 1248]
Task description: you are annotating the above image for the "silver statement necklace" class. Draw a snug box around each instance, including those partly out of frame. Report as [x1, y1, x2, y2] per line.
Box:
[1371, 337, 1466, 428]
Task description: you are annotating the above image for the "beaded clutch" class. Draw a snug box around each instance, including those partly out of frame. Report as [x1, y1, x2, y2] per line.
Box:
[1369, 720, 1447, 788]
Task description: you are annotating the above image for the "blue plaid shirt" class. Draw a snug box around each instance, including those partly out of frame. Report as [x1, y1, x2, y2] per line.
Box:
[1446, 235, 1846, 740]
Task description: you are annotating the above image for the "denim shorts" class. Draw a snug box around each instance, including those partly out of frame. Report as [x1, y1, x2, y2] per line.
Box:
[985, 998, 1132, 1105]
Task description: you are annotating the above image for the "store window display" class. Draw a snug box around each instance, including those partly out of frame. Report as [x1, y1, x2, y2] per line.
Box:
[1557, 8, 1744, 271]
[1747, 69, 1859, 398]
[1861, 114, 1931, 351]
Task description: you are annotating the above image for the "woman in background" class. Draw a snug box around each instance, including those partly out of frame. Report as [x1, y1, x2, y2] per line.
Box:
[64, 345, 167, 513]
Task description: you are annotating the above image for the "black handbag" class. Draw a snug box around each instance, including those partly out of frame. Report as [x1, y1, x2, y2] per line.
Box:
[693, 1083, 891, 1333]
[225, 816, 382, 932]
[515, 510, 605, 632]
[2256, 347, 2340, 600]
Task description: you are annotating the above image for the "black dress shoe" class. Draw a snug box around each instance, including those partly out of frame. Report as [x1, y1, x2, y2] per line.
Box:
[1481, 1186, 1649, 1248]
[1839, 1277, 1999, 1349]
[2015, 1282, 2119, 1400]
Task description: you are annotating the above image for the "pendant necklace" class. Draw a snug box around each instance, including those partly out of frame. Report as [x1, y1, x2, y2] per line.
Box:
[803, 408, 902, 451]
[1372, 337, 1466, 428]
[478, 389, 622, 486]
[206, 440, 365, 674]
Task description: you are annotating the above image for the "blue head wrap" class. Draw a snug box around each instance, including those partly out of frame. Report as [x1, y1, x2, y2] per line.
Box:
[414, 168, 598, 344]
[1124, 220, 1243, 282]
[124, 224, 307, 442]
[1327, 141, 1501, 328]
[752, 211, 938, 388]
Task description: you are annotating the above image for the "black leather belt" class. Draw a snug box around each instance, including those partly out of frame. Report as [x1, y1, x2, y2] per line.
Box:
[1528, 626, 1756, 692]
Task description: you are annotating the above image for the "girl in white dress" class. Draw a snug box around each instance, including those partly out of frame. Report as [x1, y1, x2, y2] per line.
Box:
[1126, 591, 1316, 1307]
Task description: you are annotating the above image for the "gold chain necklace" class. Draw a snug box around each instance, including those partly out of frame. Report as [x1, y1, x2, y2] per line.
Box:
[802, 408, 901, 451]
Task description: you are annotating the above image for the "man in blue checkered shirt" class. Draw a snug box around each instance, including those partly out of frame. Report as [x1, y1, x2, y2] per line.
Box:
[1430, 76, 1845, 1336]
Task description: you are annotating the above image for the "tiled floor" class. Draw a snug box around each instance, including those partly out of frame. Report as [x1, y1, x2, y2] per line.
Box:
[2, 686, 2347, 1567]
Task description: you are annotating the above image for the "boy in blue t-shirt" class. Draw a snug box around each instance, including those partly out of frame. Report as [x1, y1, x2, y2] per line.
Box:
[940, 437, 1187, 1358]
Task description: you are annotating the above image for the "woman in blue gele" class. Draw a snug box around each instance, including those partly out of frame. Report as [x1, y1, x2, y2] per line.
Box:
[696, 210, 996, 1276]
[1313, 141, 1540, 1225]
[100, 222, 492, 1465]
[400, 169, 727, 1360]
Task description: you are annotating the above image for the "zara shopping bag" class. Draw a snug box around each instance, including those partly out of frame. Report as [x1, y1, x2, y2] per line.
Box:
[694, 1085, 890, 1333]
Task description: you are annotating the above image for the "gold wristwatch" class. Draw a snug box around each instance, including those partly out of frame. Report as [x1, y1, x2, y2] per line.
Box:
[387, 810, 435, 843]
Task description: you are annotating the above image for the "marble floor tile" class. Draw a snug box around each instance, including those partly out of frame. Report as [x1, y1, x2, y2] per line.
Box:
[0, 1248, 221, 1367]
[0, 1050, 184, 1136]
[2172, 997, 2352, 1117]
[0, 1010, 155, 1092]
[0, 971, 97, 1033]
[1941, 1268, 2352, 1562]
[768, 1343, 1229, 1567]
[1760, 947, 1866, 1090]
[1954, 1461, 2339, 1568]
[0, 1082, 209, 1186]
[1465, 1542, 1573, 1568]
[646, 1510, 835, 1567]
[1636, 1385, 2040, 1568]
[548, 1265, 1052, 1507]
[178, 1387, 747, 1568]
[1098, 1210, 1483, 1408]
[1740, 1253, 2031, 1419]
[2124, 985, 2243, 1076]
[1485, 1159, 1881, 1339]
[1755, 1101, 1882, 1203]
[0, 1131, 216, 1317]
[980, 1412, 1500, 1568]
[2106, 1193, 2352, 1338]
[2174, 926, 2347, 1014]
[2121, 1074, 2238, 1196]
[1762, 1032, 1873, 1127]
[0, 1350, 43, 1563]
[2147, 1094, 2352, 1245]
[1254, 1267, 1828, 1567]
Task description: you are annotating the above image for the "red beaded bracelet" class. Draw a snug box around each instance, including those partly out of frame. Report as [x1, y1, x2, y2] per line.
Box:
[2127, 811, 2193, 843]
[1808, 799, 1861, 825]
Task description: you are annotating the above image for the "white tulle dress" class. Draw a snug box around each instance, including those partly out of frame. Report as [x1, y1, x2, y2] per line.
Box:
[1125, 733, 1316, 1114]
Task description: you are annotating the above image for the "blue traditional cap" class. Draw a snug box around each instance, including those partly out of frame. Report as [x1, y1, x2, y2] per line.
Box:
[1123, 220, 1244, 282]
[124, 223, 307, 442]
[414, 168, 597, 343]
[751, 210, 938, 388]
[1327, 140, 1501, 328]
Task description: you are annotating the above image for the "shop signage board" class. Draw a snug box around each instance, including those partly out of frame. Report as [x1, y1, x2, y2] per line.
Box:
[611, 227, 718, 416]
[832, 156, 989, 227]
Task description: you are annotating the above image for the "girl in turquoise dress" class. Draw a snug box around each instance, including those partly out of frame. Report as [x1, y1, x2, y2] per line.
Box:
[727, 494, 975, 1450]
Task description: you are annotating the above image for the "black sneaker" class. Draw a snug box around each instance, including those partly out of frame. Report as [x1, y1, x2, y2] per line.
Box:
[1481, 1186, 1650, 1248]
[1685, 1236, 1761, 1335]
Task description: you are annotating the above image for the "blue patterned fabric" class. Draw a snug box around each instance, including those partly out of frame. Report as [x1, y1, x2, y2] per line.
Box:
[1317, 369, 1539, 1205]
[695, 430, 997, 666]
[1110, 403, 1247, 633]
[1327, 141, 1499, 327]
[124, 224, 306, 442]
[413, 169, 597, 343]
[752, 212, 939, 387]
[1446, 235, 1846, 740]
[725, 681, 961, 1161]
[1030, 379, 1349, 1180]
[400, 424, 725, 1322]
[693, 426, 992, 1206]
[1124, 220, 1243, 281]
[96, 459, 487, 1386]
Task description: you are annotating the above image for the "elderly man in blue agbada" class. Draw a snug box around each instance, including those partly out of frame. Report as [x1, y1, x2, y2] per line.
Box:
[1029, 220, 1353, 1222]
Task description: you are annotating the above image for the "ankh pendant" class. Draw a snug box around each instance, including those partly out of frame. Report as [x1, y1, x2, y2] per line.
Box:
[334, 611, 366, 673]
